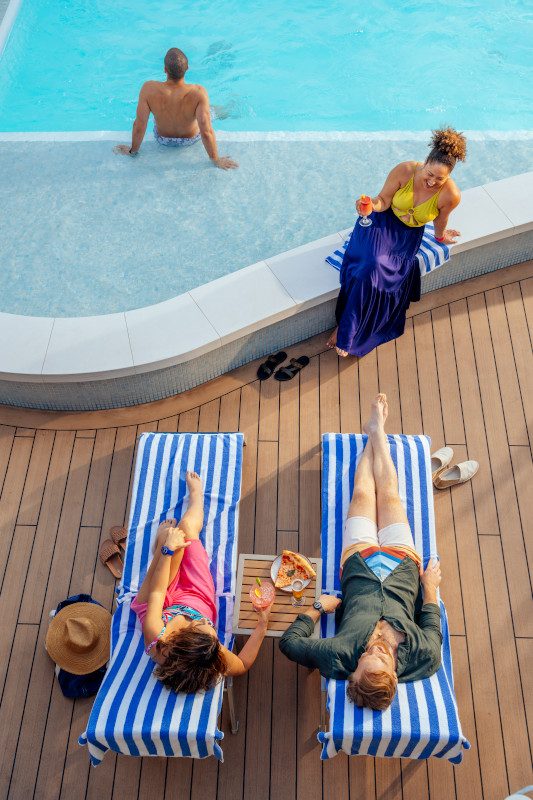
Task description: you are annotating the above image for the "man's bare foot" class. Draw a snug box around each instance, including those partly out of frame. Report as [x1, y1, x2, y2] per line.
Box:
[186, 471, 203, 495]
[363, 393, 389, 435]
[155, 518, 177, 550]
[326, 327, 338, 349]
[336, 347, 349, 358]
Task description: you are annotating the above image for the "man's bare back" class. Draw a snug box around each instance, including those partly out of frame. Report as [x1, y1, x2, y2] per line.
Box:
[114, 47, 237, 169]
[142, 80, 204, 139]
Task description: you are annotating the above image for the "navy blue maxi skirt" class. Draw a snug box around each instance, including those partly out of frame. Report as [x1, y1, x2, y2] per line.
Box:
[335, 208, 425, 357]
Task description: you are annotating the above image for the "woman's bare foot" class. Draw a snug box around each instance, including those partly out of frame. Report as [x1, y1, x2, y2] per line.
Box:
[363, 393, 389, 435]
[326, 327, 338, 349]
[335, 347, 349, 358]
[186, 470, 203, 495]
[155, 518, 177, 550]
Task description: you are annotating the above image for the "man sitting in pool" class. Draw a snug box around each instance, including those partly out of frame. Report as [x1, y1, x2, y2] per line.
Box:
[114, 47, 238, 169]
[279, 394, 442, 711]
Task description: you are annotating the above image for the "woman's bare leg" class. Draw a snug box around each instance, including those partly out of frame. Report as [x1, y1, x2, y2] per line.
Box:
[135, 473, 205, 602]
[326, 327, 338, 349]
[177, 472, 204, 541]
[366, 394, 409, 531]
[166, 471, 204, 584]
[135, 518, 178, 604]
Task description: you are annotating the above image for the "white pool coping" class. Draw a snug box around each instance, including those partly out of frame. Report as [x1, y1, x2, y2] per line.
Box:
[0, 170, 531, 384]
[1, 130, 533, 142]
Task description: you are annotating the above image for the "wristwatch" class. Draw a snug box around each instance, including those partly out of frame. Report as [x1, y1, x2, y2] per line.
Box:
[161, 545, 175, 556]
[313, 600, 325, 614]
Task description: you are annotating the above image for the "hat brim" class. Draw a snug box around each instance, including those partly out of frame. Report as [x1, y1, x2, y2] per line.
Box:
[45, 602, 111, 675]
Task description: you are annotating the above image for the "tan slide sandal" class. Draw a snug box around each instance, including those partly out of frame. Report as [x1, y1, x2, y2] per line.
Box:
[110, 526, 127, 552]
[431, 447, 454, 481]
[433, 460, 479, 490]
[99, 539, 124, 579]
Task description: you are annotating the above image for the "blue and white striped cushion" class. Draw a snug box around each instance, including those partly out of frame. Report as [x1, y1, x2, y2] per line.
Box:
[317, 433, 470, 763]
[79, 432, 244, 765]
[326, 222, 450, 275]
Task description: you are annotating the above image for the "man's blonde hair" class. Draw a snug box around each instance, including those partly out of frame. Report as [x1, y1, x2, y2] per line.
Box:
[347, 668, 398, 711]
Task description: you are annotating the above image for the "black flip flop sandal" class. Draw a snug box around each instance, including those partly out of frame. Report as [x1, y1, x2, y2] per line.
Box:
[274, 356, 310, 381]
[257, 351, 287, 381]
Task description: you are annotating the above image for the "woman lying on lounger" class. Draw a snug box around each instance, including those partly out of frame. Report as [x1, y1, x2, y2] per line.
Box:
[131, 471, 271, 693]
[279, 394, 442, 711]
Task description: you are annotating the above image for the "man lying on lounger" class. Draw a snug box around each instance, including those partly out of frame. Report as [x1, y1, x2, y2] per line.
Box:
[279, 394, 442, 711]
[114, 47, 238, 169]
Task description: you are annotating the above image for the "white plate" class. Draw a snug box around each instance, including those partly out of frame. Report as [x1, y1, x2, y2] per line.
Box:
[270, 553, 313, 592]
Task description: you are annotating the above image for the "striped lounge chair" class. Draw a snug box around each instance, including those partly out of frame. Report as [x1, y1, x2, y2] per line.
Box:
[79, 431, 244, 765]
[318, 433, 470, 763]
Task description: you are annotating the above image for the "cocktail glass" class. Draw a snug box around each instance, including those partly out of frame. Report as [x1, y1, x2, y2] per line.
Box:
[291, 578, 305, 606]
[358, 194, 373, 227]
[249, 580, 275, 610]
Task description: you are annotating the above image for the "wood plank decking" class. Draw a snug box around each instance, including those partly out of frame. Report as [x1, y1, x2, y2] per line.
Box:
[0, 260, 531, 800]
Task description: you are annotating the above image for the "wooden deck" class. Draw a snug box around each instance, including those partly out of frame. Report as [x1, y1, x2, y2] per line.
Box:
[0, 261, 532, 800]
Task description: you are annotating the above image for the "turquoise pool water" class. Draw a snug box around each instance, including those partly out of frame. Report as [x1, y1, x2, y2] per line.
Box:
[1, 137, 531, 316]
[0, 0, 531, 131]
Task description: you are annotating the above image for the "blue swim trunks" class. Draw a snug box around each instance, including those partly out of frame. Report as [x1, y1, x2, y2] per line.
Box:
[153, 123, 201, 147]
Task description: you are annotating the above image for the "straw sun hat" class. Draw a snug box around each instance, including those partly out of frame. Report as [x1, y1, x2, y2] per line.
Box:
[45, 602, 111, 674]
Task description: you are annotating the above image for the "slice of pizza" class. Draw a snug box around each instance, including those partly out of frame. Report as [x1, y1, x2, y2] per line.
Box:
[289, 551, 317, 580]
[274, 551, 316, 588]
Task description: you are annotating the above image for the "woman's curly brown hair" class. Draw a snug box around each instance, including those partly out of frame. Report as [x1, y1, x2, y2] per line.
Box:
[155, 627, 227, 694]
[426, 127, 467, 169]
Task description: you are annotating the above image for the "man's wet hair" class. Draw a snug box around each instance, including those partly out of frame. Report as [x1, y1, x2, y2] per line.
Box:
[164, 48, 188, 81]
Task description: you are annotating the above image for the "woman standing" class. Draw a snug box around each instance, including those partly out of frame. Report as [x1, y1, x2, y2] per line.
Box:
[327, 128, 466, 357]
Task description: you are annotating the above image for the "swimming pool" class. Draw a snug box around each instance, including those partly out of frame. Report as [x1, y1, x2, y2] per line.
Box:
[0, 0, 531, 132]
[1, 136, 532, 316]
[0, 0, 531, 319]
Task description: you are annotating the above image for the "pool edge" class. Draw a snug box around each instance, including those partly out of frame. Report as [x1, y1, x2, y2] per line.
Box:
[0, 171, 532, 410]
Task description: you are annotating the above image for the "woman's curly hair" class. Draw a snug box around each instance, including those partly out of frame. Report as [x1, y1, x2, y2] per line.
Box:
[427, 127, 467, 169]
[155, 627, 227, 693]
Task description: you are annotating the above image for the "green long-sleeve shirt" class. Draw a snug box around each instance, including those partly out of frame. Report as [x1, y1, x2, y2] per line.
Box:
[279, 552, 442, 682]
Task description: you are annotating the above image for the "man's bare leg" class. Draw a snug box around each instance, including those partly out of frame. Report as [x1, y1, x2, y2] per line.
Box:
[340, 429, 378, 569]
[347, 437, 377, 523]
[365, 394, 409, 530]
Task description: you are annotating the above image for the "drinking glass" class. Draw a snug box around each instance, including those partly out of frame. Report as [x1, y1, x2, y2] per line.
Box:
[249, 581, 275, 610]
[291, 578, 305, 606]
[358, 195, 373, 227]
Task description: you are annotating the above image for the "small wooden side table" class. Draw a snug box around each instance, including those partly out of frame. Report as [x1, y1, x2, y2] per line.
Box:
[233, 553, 323, 638]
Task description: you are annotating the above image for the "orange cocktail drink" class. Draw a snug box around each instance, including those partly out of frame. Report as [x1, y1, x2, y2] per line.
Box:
[358, 194, 373, 227]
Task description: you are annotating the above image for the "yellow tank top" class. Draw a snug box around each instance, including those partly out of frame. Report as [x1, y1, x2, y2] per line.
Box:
[391, 165, 444, 228]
